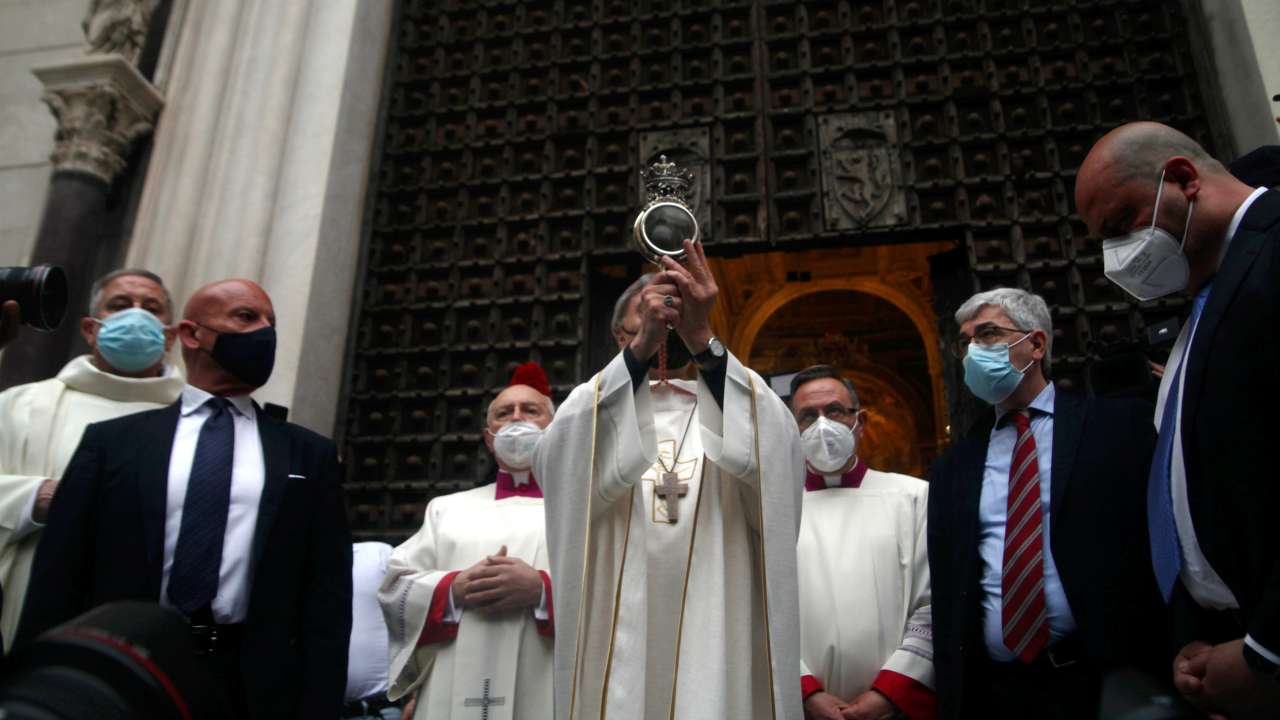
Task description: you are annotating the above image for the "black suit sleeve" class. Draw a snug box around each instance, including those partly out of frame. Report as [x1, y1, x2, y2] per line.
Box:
[15, 422, 103, 647]
[298, 441, 353, 720]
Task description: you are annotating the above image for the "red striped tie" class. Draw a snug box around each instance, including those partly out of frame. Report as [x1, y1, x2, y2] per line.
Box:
[1002, 410, 1050, 663]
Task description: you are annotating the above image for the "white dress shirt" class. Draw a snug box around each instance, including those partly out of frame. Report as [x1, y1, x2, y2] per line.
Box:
[160, 385, 265, 624]
[346, 542, 393, 703]
[1160, 186, 1278, 662]
[979, 382, 1078, 661]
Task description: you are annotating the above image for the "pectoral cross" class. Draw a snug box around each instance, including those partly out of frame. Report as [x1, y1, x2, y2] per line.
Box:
[464, 678, 506, 719]
[655, 470, 689, 522]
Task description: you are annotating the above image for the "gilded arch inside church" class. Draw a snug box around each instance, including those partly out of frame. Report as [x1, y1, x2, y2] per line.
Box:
[707, 245, 949, 476]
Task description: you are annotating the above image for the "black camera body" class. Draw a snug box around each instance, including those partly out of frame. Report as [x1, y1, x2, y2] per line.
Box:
[0, 265, 68, 331]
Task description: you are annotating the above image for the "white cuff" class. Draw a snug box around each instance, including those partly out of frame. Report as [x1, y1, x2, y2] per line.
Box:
[1245, 635, 1280, 665]
[533, 581, 549, 621]
[444, 581, 463, 624]
[14, 482, 45, 540]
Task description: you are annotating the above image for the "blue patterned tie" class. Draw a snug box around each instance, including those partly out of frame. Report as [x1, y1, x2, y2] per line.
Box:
[168, 397, 236, 615]
[1149, 283, 1213, 602]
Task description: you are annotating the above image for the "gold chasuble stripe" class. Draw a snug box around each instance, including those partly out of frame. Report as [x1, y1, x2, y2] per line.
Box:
[747, 374, 779, 719]
[667, 462, 708, 719]
[567, 375, 602, 720]
[599, 488, 635, 718]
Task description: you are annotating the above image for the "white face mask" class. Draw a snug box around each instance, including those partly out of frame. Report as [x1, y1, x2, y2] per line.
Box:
[492, 420, 544, 470]
[1103, 169, 1194, 302]
[800, 416, 857, 474]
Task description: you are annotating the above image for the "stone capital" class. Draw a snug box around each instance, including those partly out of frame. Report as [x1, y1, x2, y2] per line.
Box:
[31, 54, 164, 184]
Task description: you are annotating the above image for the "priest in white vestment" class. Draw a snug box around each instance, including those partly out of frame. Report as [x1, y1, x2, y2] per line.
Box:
[538, 240, 804, 720]
[380, 363, 558, 719]
[0, 269, 182, 648]
[788, 366, 935, 720]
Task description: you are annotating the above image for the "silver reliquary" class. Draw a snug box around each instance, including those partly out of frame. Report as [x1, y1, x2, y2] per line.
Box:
[633, 155, 700, 264]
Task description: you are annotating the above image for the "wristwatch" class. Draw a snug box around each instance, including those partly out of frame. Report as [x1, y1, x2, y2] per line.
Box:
[693, 335, 726, 368]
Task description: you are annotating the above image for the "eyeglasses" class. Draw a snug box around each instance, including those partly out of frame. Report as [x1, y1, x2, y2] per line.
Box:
[950, 323, 1028, 359]
[796, 403, 859, 431]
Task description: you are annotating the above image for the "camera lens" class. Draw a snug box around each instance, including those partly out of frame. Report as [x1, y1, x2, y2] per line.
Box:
[0, 264, 68, 331]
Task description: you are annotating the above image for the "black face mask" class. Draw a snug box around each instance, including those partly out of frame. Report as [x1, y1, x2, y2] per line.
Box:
[201, 325, 277, 388]
[648, 327, 693, 371]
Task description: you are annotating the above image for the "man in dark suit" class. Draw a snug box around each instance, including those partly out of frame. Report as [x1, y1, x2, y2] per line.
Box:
[928, 287, 1163, 720]
[1077, 121, 1280, 718]
[17, 278, 352, 718]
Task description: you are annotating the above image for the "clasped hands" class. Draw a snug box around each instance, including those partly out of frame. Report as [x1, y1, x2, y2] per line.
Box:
[805, 689, 899, 720]
[628, 239, 719, 361]
[452, 545, 543, 614]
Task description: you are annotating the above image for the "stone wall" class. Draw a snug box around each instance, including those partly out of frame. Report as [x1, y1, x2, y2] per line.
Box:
[0, 0, 89, 266]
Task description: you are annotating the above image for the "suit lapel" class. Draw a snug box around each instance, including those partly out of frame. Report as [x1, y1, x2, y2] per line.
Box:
[251, 409, 290, 570]
[1183, 191, 1280, 428]
[141, 402, 182, 574]
[1049, 390, 1084, 525]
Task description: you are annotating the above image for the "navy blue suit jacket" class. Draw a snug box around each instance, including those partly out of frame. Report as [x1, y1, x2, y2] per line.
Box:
[17, 401, 353, 719]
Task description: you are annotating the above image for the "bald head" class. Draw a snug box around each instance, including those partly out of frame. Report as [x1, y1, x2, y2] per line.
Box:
[184, 279, 273, 323]
[178, 279, 277, 395]
[1080, 122, 1221, 191]
[1074, 122, 1254, 295]
[1076, 122, 1229, 239]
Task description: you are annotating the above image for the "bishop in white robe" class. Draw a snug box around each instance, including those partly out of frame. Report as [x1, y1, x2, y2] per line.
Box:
[538, 246, 804, 720]
[789, 367, 935, 720]
[380, 369, 557, 719]
[0, 270, 181, 648]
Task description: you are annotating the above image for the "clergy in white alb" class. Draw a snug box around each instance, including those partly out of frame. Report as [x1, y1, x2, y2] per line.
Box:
[537, 244, 804, 720]
[380, 364, 558, 720]
[0, 269, 181, 648]
[789, 367, 935, 720]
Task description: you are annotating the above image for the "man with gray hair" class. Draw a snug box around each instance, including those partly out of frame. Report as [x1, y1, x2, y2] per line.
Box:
[926, 287, 1164, 719]
[1079, 121, 1280, 717]
[0, 267, 183, 649]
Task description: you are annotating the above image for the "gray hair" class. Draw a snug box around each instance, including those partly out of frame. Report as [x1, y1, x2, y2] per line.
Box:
[955, 287, 1054, 374]
[87, 268, 174, 319]
[610, 272, 656, 333]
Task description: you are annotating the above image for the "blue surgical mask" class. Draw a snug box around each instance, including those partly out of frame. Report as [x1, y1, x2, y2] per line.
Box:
[93, 307, 168, 372]
[963, 332, 1034, 405]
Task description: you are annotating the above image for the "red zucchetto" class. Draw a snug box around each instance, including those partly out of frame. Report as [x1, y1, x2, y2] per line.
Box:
[509, 362, 550, 397]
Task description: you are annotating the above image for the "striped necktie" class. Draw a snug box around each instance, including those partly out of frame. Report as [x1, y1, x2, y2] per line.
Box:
[1002, 409, 1050, 663]
[168, 397, 236, 615]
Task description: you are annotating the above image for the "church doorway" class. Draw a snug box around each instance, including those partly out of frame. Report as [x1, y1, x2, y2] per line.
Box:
[706, 243, 949, 476]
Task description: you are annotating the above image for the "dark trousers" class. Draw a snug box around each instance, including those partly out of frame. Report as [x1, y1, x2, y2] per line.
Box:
[982, 639, 1102, 720]
[200, 649, 248, 717]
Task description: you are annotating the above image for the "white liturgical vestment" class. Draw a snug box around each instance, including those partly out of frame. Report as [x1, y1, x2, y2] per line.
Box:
[537, 352, 804, 720]
[0, 355, 183, 647]
[797, 464, 935, 716]
[379, 479, 553, 720]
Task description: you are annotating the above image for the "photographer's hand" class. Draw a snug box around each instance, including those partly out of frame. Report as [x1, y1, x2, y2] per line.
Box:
[0, 300, 19, 349]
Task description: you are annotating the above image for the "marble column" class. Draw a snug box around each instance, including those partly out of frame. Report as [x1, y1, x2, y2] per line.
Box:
[0, 51, 163, 388]
[127, 0, 394, 434]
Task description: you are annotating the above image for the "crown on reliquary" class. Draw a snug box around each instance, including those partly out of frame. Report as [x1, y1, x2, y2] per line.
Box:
[641, 155, 694, 204]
